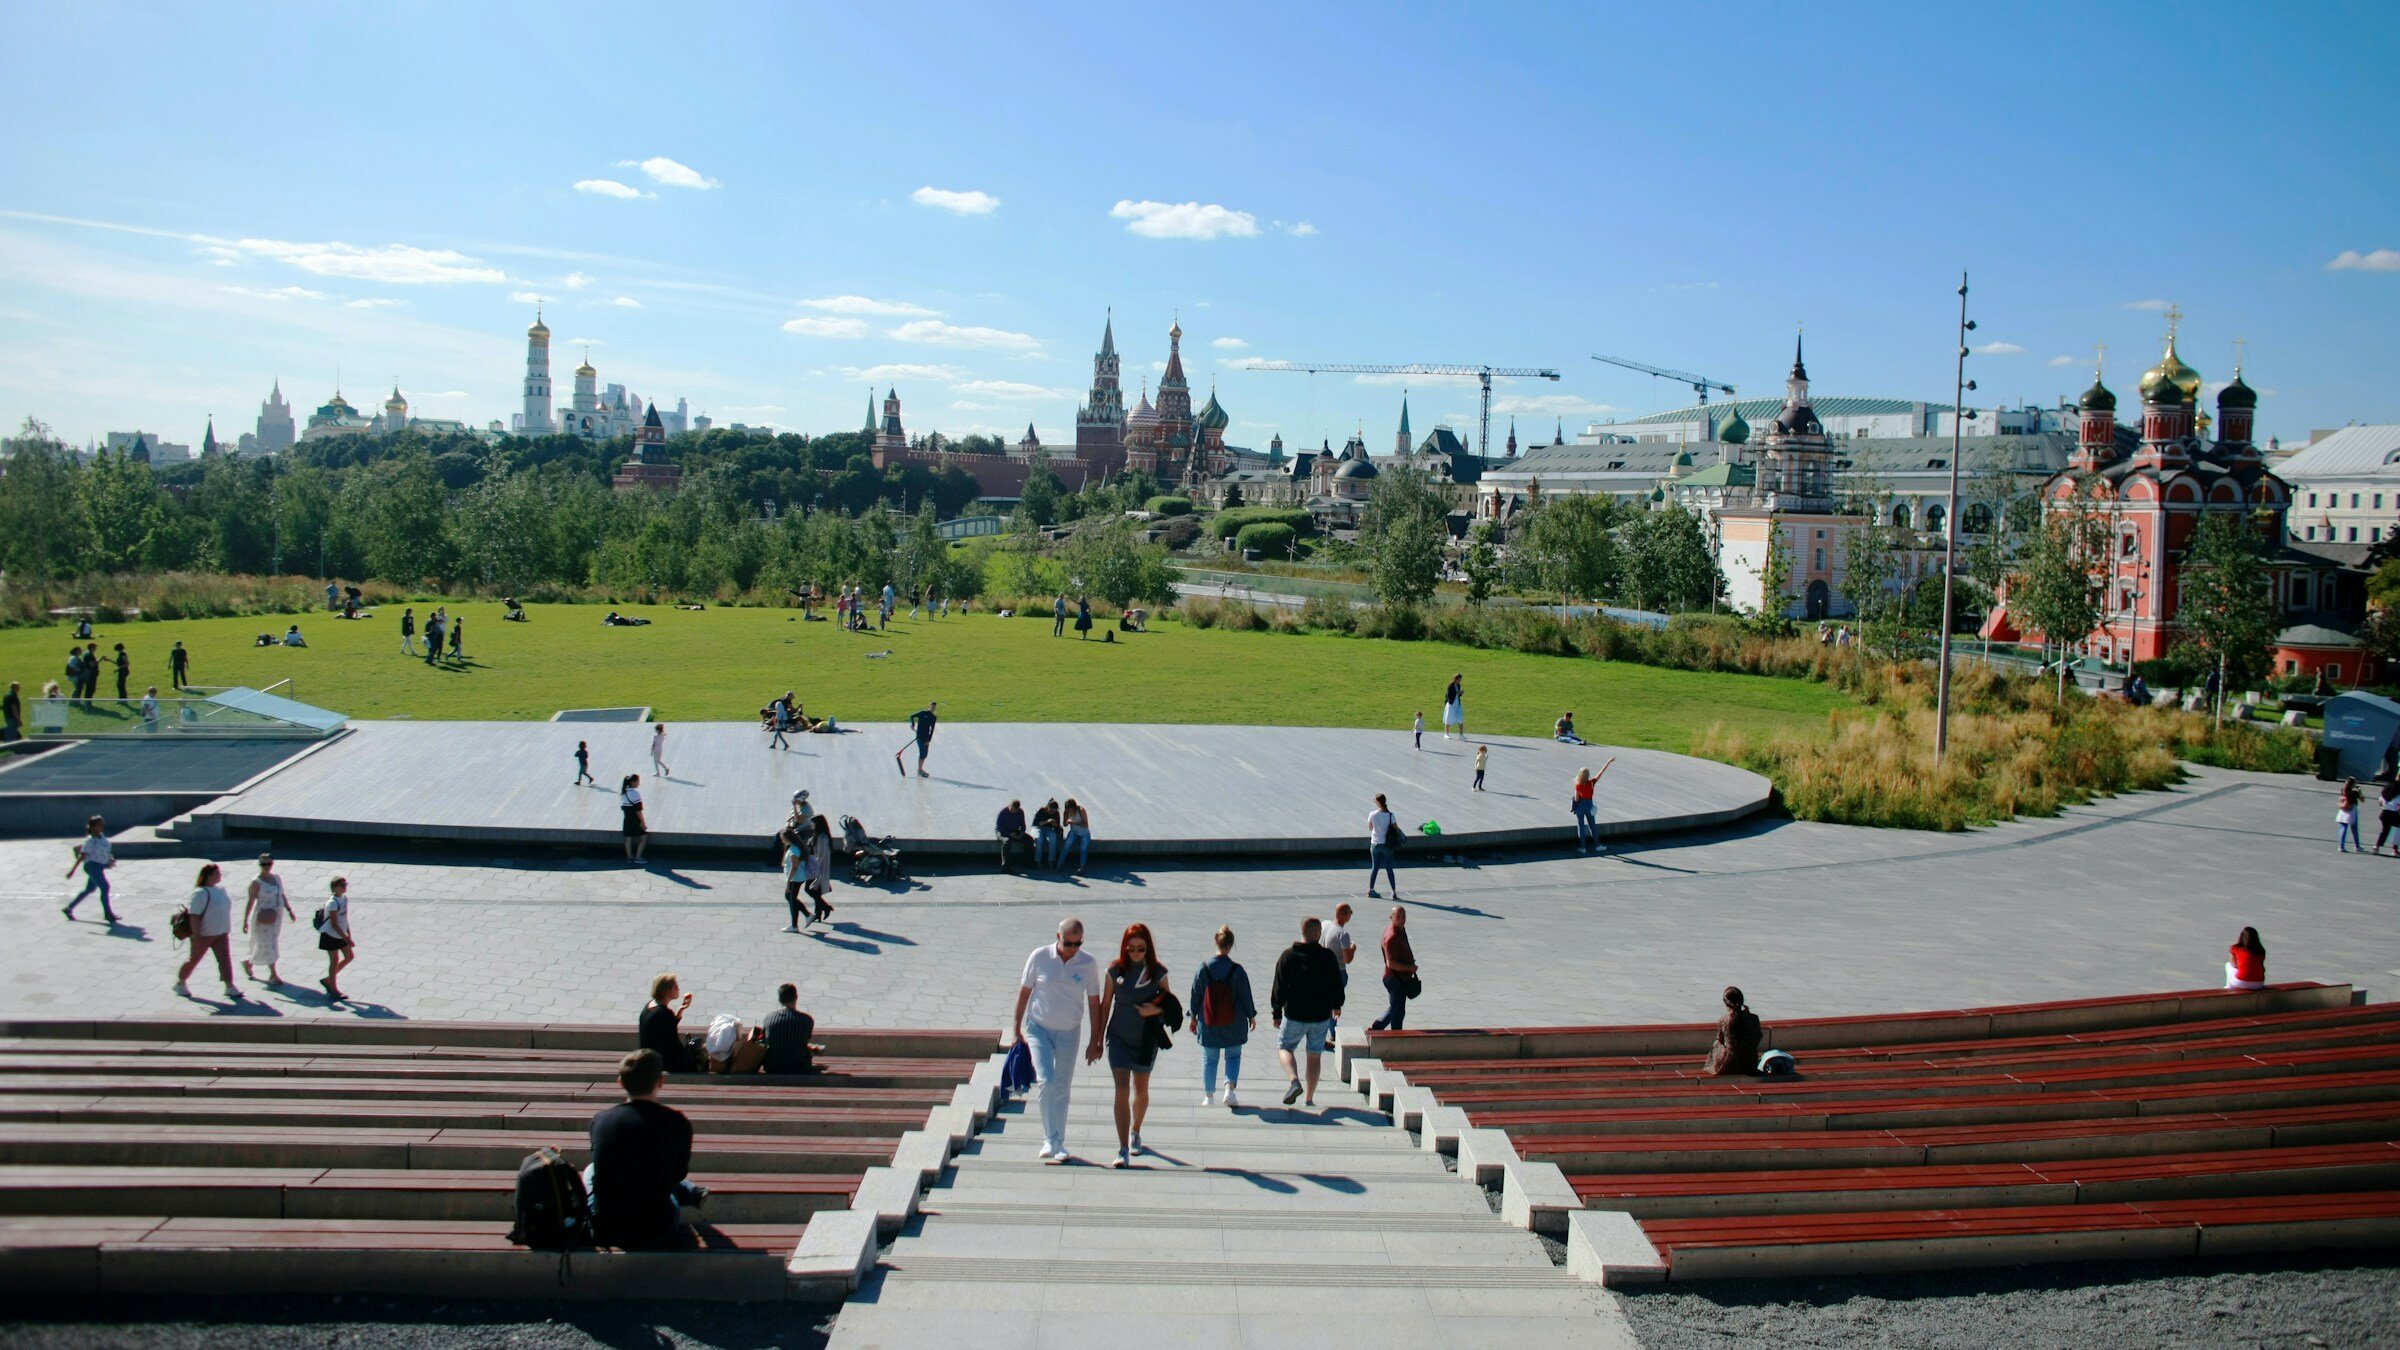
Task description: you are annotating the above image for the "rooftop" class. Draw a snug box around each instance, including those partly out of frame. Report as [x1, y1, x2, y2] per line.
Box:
[2274, 425, 2400, 479]
[1598, 395, 1959, 427]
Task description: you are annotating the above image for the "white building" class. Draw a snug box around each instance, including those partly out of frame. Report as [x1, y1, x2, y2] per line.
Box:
[515, 313, 553, 434]
[238, 379, 296, 456]
[103, 431, 191, 463]
[2275, 425, 2400, 549]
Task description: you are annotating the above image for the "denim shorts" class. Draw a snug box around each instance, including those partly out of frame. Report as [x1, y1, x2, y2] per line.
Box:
[1278, 1019, 1331, 1054]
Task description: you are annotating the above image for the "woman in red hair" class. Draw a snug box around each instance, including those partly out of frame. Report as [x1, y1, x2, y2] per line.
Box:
[1096, 923, 1169, 1169]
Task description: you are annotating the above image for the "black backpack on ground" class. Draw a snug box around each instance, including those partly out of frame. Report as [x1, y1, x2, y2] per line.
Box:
[507, 1147, 594, 1253]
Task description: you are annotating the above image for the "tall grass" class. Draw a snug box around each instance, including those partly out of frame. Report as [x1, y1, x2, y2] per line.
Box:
[0, 573, 413, 628]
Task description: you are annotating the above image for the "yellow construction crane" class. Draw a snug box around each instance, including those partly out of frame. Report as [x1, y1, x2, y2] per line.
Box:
[1244, 362, 1561, 459]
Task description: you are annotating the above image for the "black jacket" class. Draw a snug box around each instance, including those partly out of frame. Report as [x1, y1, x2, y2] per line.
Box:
[1271, 942, 1345, 1023]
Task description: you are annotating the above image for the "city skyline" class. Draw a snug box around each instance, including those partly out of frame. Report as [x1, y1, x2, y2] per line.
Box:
[2, 2, 2394, 450]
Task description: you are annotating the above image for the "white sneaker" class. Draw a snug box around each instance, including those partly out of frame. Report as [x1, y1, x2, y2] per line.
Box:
[171, 981, 189, 997]
[1130, 1131, 1143, 1154]
[1224, 1086, 1240, 1108]
[1111, 1149, 1129, 1170]
[1035, 1142, 1055, 1160]
[783, 924, 800, 933]
[1198, 1093, 1213, 1107]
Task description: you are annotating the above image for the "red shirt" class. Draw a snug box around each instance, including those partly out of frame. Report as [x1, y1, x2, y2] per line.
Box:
[2229, 944, 2265, 984]
[1574, 778, 1595, 803]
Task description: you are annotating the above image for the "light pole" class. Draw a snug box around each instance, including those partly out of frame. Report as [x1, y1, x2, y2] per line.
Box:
[1933, 271, 1977, 761]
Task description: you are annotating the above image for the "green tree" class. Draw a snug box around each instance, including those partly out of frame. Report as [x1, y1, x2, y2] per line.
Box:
[2175, 510, 2283, 717]
[2008, 481, 2110, 701]
[1838, 482, 1907, 654]
[1462, 522, 1500, 606]
[1749, 512, 1794, 634]
[1060, 520, 1173, 607]
[351, 452, 456, 584]
[1618, 503, 1723, 613]
[1019, 463, 1063, 527]
[1515, 493, 1616, 604]
[1360, 463, 1450, 610]
[78, 449, 165, 574]
[0, 422, 93, 580]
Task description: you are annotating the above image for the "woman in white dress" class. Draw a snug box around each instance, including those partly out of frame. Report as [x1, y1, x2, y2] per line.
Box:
[650, 723, 670, 778]
[241, 854, 296, 985]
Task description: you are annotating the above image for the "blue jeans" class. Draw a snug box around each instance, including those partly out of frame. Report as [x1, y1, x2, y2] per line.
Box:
[1035, 827, 1061, 867]
[1201, 1043, 1243, 1095]
[67, 860, 113, 919]
[1368, 844, 1396, 894]
[1061, 826, 1090, 871]
[1377, 972, 1412, 1031]
[1572, 799, 1600, 850]
[1022, 1021, 1079, 1155]
[2339, 819, 2361, 851]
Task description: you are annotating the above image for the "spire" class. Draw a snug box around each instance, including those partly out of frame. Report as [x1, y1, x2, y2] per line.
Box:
[1399, 394, 1411, 438]
[864, 388, 876, 434]
[202, 417, 217, 455]
[1100, 309, 1116, 360]
[1791, 328, 1808, 382]
[1162, 320, 1186, 386]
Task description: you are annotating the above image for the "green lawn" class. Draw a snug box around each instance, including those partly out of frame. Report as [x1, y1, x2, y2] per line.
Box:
[1, 603, 1845, 749]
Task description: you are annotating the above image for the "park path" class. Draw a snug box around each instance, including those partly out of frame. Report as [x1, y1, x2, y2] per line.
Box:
[829, 1035, 1631, 1348]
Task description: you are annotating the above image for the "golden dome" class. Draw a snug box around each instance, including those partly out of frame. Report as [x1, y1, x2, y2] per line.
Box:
[2138, 335, 2199, 405]
[576, 361, 597, 377]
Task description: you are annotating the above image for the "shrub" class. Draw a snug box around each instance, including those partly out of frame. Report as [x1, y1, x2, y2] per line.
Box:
[1298, 593, 1356, 632]
[1212, 507, 1313, 541]
[1234, 523, 1298, 558]
[1158, 517, 1202, 550]
[1144, 495, 1193, 517]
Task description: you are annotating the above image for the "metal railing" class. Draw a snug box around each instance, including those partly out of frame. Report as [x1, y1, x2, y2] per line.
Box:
[24, 694, 325, 739]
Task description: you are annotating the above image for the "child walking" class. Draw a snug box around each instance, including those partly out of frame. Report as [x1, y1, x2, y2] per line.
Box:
[1412, 711, 1424, 750]
[573, 740, 594, 785]
[1473, 744, 1487, 791]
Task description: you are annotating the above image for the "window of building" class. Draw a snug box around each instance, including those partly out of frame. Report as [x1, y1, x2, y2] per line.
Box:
[2296, 577, 2312, 608]
[2331, 664, 2344, 682]
[2306, 492, 2317, 508]
[2351, 493, 2362, 509]
[2348, 527, 2359, 542]
[2374, 493, 2384, 510]
[1926, 504, 1946, 534]
[1815, 530, 1825, 540]
[1891, 504, 1911, 529]
[2306, 526, 2318, 540]
[1964, 504, 1993, 533]
[2376, 527, 2385, 542]
[1813, 548, 1825, 571]
[2121, 529, 2139, 557]
[2285, 659, 2298, 674]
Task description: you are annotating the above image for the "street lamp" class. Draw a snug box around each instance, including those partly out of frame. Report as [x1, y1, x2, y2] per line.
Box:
[1934, 271, 1976, 761]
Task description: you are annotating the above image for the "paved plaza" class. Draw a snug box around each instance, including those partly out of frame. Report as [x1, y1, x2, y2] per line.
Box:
[171, 721, 1768, 855]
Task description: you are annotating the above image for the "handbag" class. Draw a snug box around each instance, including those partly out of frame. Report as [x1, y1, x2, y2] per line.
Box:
[1401, 973, 1423, 999]
[170, 909, 192, 941]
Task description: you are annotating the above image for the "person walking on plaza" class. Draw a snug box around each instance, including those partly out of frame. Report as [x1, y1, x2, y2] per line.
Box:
[1060, 797, 1091, 874]
[804, 812, 835, 925]
[1441, 673, 1465, 740]
[173, 863, 243, 1001]
[1413, 710, 1424, 750]
[1190, 926, 1257, 1107]
[1099, 923, 1169, 1167]
[2, 681, 21, 743]
[1473, 743, 1488, 791]
[1270, 916, 1344, 1108]
[62, 815, 117, 924]
[649, 723, 670, 779]
[1011, 918, 1103, 1163]
[1367, 793, 1400, 899]
[448, 614, 464, 659]
[620, 773, 649, 863]
[2337, 778, 2363, 853]
[898, 699, 938, 778]
[780, 822, 811, 932]
[1052, 593, 1067, 637]
[317, 877, 356, 1000]
[1369, 905, 1419, 1031]
[168, 640, 188, 689]
[2375, 780, 2400, 857]
[768, 699, 791, 751]
[573, 740, 594, 786]
[400, 607, 416, 656]
[240, 853, 296, 985]
[112, 643, 129, 701]
[1325, 902, 1357, 997]
[1572, 759, 1615, 855]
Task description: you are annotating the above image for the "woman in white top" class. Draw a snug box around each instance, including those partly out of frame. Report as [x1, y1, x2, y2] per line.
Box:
[241, 854, 297, 985]
[173, 863, 243, 1001]
[650, 723, 670, 778]
[621, 773, 648, 863]
[318, 876, 356, 1001]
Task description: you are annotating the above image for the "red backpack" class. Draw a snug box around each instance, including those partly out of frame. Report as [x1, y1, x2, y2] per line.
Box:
[1200, 965, 1238, 1028]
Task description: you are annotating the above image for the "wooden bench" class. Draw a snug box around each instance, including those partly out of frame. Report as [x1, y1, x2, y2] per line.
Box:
[0, 1165, 858, 1223]
[0, 1094, 937, 1138]
[0, 1216, 812, 1299]
[0, 1122, 901, 1174]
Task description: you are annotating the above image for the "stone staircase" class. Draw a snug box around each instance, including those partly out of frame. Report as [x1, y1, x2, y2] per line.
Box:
[832, 1032, 1633, 1348]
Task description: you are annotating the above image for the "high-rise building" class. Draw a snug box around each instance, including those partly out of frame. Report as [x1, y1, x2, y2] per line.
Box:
[251, 378, 296, 455]
[518, 312, 553, 434]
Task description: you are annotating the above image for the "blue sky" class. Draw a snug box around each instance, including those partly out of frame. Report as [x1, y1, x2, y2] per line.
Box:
[2, 1, 2394, 452]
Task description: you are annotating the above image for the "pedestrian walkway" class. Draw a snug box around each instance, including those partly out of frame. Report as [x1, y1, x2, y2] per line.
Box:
[833, 1036, 1632, 1347]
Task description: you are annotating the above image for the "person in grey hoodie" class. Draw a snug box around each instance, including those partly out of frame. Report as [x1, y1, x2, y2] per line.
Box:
[1187, 925, 1258, 1108]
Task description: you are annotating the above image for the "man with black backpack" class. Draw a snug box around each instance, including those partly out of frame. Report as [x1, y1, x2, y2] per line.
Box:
[585, 1049, 706, 1249]
[1187, 925, 1257, 1108]
[1270, 917, 1345, 1109]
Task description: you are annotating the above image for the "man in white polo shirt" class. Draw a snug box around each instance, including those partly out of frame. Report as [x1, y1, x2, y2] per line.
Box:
[1011, 917, 1103, 1163]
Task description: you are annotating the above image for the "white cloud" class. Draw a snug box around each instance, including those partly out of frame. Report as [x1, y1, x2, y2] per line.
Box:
[609, 296, 642, 308]
[910, 186, 1000, 216]
[1974, 341, 2025, 355]
[1492, 394, 1615, 417]
[845, 363, 962, 383]
[1271, 220, 1318, 238]
[221, 284, 327, 301]
[1211, 336, 1248, 350]
[720, 404, 786, 415]
[561, 272, 592, 289]
[574, 179, 652, 200]
[197, 245, 241, 267]
[1110, 200, 1260, 240]
[889, 319, 1041, 352]
[345, 298, 404, 310]
[416, 390, 471, 400]
[799, 295, 940, 317]
[620, 157, 719, 190]
[230, 237, 506, 285]
[2123, 299, 2173, 312]
[2328, 248, 2400, 272]
[510, 290, 552, 304]
[563, 337, 604, 347]
[2047, 355, 2078, 368]
[781, 316, 867, 338]
[953, 379, 1069, 401]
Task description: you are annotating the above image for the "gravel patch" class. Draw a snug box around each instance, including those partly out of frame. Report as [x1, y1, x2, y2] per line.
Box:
[0, 1294, 841, 1349]
[1616, 1252, 2400, 1349]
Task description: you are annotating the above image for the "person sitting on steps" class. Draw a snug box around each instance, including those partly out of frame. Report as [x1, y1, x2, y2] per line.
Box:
[1703, 985, 1763, 1076]
[584, 1050, 707, 1250]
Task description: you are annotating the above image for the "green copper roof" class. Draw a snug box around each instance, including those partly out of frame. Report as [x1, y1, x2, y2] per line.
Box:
[1609, 396, 1955, 426]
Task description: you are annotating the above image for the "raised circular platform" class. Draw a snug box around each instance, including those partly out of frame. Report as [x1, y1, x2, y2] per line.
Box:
[172, 721, 1772, 857]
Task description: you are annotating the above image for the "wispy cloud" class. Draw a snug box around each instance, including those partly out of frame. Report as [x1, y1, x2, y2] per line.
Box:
[509, 290, 552, 305]
[890, 319, 1041, 352]
[563, 337, 604, 347]
[575, 179, 652, 200]
[1493, 394, 1614, 417]
[2328, 248, 2400, 272]
[843, 363, 961, 383]
[1211, 337, 1248, 350]
[1973, 341, 2025, 355]
[2046, 355, 2078, 367]
[799, 295, 941, 317]
[415, 390, 471, 400]
[911, 186, 1000, 216]
[620, 157, 719, 190]
[608, 296, 642, 308]
[561, 272, 592, 289]
[223, 238, 506, 285]
[345, 298, 404, 310]
[1268, 219, 1318, 238]
[2123, 299, 2173, 312]
[953, 379, 1068, 401]
[198, 245, 241, 267]
[221, 284, 327, 301]
[1110, 200, 1260, 240]
[781, 316, 866, 338]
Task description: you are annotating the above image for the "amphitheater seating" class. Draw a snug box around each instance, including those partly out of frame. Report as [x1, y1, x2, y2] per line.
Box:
[0, 1018, 989, 1299]
[1369, 984, 2400, 1282]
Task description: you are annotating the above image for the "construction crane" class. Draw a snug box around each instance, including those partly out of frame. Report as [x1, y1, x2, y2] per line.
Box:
[1243, 362, 1561, 459]
[1589, 353, 1735, 409]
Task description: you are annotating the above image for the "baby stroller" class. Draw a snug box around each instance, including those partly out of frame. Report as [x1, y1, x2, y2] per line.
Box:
[842, 815, 905, 884]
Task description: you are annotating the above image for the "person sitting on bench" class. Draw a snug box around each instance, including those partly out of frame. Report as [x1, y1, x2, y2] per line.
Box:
[1703, 985, 1763, 1076]
[585, 1049, 706, 1249]
[762, 982, 824, 1074]
[995, 799, 1030, 870]
[637, 973, 695, 1073]
[2226, 926, 2268, 990]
